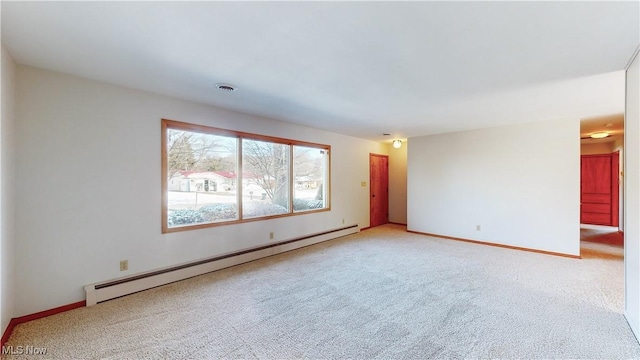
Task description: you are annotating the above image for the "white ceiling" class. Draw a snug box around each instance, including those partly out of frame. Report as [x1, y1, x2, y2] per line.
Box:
[2, 2, 638, 142]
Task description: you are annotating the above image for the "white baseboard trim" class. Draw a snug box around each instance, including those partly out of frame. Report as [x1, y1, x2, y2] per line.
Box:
[85, 225, 359, 306]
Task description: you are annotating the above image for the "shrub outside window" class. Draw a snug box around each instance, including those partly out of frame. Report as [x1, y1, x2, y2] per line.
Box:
[162, 119, 330, 233]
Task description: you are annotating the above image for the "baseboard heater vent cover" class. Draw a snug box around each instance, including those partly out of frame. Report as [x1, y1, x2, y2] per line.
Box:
[85, 225, 359, 306]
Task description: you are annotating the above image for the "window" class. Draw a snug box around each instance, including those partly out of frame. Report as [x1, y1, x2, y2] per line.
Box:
[293, 145, 328, 211]
[162, 119, 330, 233]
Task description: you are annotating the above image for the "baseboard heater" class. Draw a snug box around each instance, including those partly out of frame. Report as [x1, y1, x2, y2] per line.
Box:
[85, 224, 359, 306]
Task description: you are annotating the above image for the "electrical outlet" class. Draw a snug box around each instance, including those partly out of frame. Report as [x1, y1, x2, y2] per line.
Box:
[269, 232, 274, 240]
[120, 260, 128, 271]
[476, 225, 481, 231]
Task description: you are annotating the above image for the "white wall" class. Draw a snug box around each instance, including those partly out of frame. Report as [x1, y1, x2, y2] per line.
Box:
[14, 66, 387, 316]
[614, 136, 625, 151]
[580, 142, 614, 155]
[388, 142, 407, 224]
[1, 46, 17, 335]
[624, 48, 640, 340]
[407, 118, 580, 256]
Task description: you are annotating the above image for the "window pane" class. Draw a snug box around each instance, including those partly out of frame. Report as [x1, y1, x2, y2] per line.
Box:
[242, 139, 290, 218]
[166, 129, 238, 228]
[293, 146, 328, 211]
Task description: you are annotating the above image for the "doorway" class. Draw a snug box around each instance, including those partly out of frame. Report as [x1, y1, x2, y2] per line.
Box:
[579, 114, 624, 250]
[369, 153, 389, 228]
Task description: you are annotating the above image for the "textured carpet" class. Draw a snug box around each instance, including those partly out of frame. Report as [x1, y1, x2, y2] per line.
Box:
[5, 224, 640, 359]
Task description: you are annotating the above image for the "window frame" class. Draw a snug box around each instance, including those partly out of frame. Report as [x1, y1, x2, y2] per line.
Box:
[161, 119, 331, 233]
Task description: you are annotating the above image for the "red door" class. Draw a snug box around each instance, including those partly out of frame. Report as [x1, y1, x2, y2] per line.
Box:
[611, 151, 620, 227]
[581, 154, 616, 226]
[370, 154, 389, 228]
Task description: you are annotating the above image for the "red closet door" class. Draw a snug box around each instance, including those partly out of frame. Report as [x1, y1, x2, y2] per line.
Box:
[581, 154, 613, 225]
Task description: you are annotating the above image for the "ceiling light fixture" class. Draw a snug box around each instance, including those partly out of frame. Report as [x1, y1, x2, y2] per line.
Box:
[215, 83, 237, 92]
[392, 140, 402, 149]
[590, 132, 610, 139]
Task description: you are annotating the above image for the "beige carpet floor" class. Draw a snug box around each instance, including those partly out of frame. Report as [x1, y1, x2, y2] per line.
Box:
[5, 224, 640, 359]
